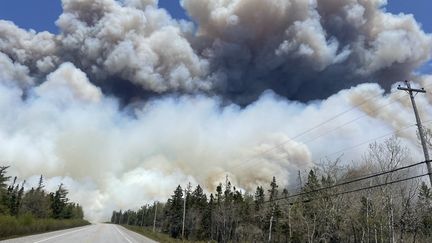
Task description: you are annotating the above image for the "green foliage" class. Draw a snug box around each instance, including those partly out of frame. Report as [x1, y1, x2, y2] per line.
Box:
[111, 138, 432, 242]
[0, 166, 88, 239]
[164, 185, 184, 238]
[123, 225, 212, 243]
[0, 214, 89, 239]
[417, 182, 432, 236]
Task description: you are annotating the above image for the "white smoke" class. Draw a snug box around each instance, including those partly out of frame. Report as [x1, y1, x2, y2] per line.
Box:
[1, 78, 431, 220]
[0, 0, 431, 221]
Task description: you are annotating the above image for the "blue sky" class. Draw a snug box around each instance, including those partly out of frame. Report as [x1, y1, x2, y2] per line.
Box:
[0, 0, 431, 72]
[0, 0, 431, 34]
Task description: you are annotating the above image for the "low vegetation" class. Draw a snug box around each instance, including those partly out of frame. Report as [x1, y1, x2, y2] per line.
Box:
[0, 215, 89, 239]
[112, 137, 432, 242]
[0, 167, 89, 239]
[124, 225, 210, 243]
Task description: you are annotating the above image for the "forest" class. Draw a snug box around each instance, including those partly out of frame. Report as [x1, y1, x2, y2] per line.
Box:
[111, 137, 432, 242]
[0, 166, 88, 239]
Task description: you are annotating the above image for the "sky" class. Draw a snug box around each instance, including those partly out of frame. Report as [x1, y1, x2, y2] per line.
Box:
[0, 0, 431, 33]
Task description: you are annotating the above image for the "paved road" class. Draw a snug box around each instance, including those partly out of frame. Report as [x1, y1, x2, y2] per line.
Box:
[1, 224, 157, 243]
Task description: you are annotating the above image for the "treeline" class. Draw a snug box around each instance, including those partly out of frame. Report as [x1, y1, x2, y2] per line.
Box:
[0, 166, 89, 239]
[112, 137, 432, 242]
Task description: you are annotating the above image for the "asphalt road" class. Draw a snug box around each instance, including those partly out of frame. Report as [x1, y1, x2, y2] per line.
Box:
[1, 224, 157, 243]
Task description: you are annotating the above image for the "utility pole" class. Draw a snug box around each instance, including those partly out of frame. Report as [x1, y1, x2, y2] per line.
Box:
[268, 215, 274, 243]
[153, 201, 158, 232]
[141, 205, 145, 227]
[297, 170, 302, 190]
[398, 80, 432, 186]
[288, 202, 292, 242]
[182, 188, 187, 239]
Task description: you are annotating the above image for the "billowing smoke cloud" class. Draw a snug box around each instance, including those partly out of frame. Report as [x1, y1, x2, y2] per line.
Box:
[183, 0, 431, 102]
[0, 0, 431, 221]
[1, 0, 431, 102]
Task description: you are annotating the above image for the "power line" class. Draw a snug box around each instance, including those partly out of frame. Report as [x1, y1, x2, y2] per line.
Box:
[229, 118, 432, 199]
[295, 155, 428, 197]
[229, 91, 391, 169]
[221, 159, 429, 212]
[300, 94, 405, 145]
[275, 173, 429, 207]
[229, 85, 432, 170]
[268, 160, 429, 204]
[232, 121, 422, 171]
[329, 172, 428, 198]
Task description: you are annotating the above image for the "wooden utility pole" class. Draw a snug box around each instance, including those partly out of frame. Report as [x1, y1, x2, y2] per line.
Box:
[268, 215, 274, 243]
[141, 205, 145, 227]
[297, 170, 303, 190]
[182, 189, 187, 239]
[398, 80, 432, 186]
[153, 202, 158, 232]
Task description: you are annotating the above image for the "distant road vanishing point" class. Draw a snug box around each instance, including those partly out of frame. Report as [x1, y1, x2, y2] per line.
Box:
[1, 224, 157, 243]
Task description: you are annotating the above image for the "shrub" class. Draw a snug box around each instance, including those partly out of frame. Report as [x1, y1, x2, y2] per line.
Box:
[0, 215, 90, 239]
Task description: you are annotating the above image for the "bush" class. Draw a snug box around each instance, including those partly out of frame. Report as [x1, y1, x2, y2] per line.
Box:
[0, 215, 90, 239]
[123, 225, 212, 243]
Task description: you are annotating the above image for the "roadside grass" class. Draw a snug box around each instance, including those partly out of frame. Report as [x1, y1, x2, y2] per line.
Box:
[123, 225, 213, 243]
[0, 214, 90, 240]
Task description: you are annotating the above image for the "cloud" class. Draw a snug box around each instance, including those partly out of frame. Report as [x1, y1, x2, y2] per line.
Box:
[183, 0, 431, 102]
[2, 79, 431, 220]
[1, 0, 430, 102]
[0, 0, 431, 221]
[36, 63, 102, 103]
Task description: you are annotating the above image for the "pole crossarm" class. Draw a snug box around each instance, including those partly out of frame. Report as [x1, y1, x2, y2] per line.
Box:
[397, 87, 426, 93]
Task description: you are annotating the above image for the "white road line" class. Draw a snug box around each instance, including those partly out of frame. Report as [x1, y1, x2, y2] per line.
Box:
[114, 226, 133, 243]
[33, 226, 91, 243]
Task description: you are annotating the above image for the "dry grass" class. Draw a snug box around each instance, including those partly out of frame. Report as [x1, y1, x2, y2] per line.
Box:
[123, 225, 214, 243]
[0, 214, 90, 240]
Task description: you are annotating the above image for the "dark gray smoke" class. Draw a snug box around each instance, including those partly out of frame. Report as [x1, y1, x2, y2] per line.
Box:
[183, 0, 431, 103]
[0, 0, 430, 104]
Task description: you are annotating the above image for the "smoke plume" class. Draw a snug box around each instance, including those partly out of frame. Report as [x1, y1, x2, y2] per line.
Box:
[0, 0, 431, 221]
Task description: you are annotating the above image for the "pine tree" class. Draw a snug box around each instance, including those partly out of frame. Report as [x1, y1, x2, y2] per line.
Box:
[165, 185, 184, 238]
[51, 183, 69, 219]
[21, 178, 52, 218]
[203, 193, 215, 240]
[188, 185, 208, 239]
[0, 165, 10, 214]
[417, 182, 432, 236]
[268, 176, 279, 202]
[254, 186, 265, 211]
[266, 177, 281, 242]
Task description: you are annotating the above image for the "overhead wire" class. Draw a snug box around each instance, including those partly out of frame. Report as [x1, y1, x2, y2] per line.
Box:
[281, 118, 432, 194]
[267, 160, 430, 205]
[230, 81, 432, 170]
[229, 90, 391, 170]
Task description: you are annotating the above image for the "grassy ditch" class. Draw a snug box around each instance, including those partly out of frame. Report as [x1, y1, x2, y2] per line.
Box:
[123, 225, 213, 243]
[0, 214, 90, 240]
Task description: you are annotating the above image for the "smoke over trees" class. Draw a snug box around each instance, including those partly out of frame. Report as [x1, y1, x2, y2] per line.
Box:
[0, 166, 88, 238]
[0, 167, 84, 220]
[112, 138, 432, 242]
[0, 0, 431, 221]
